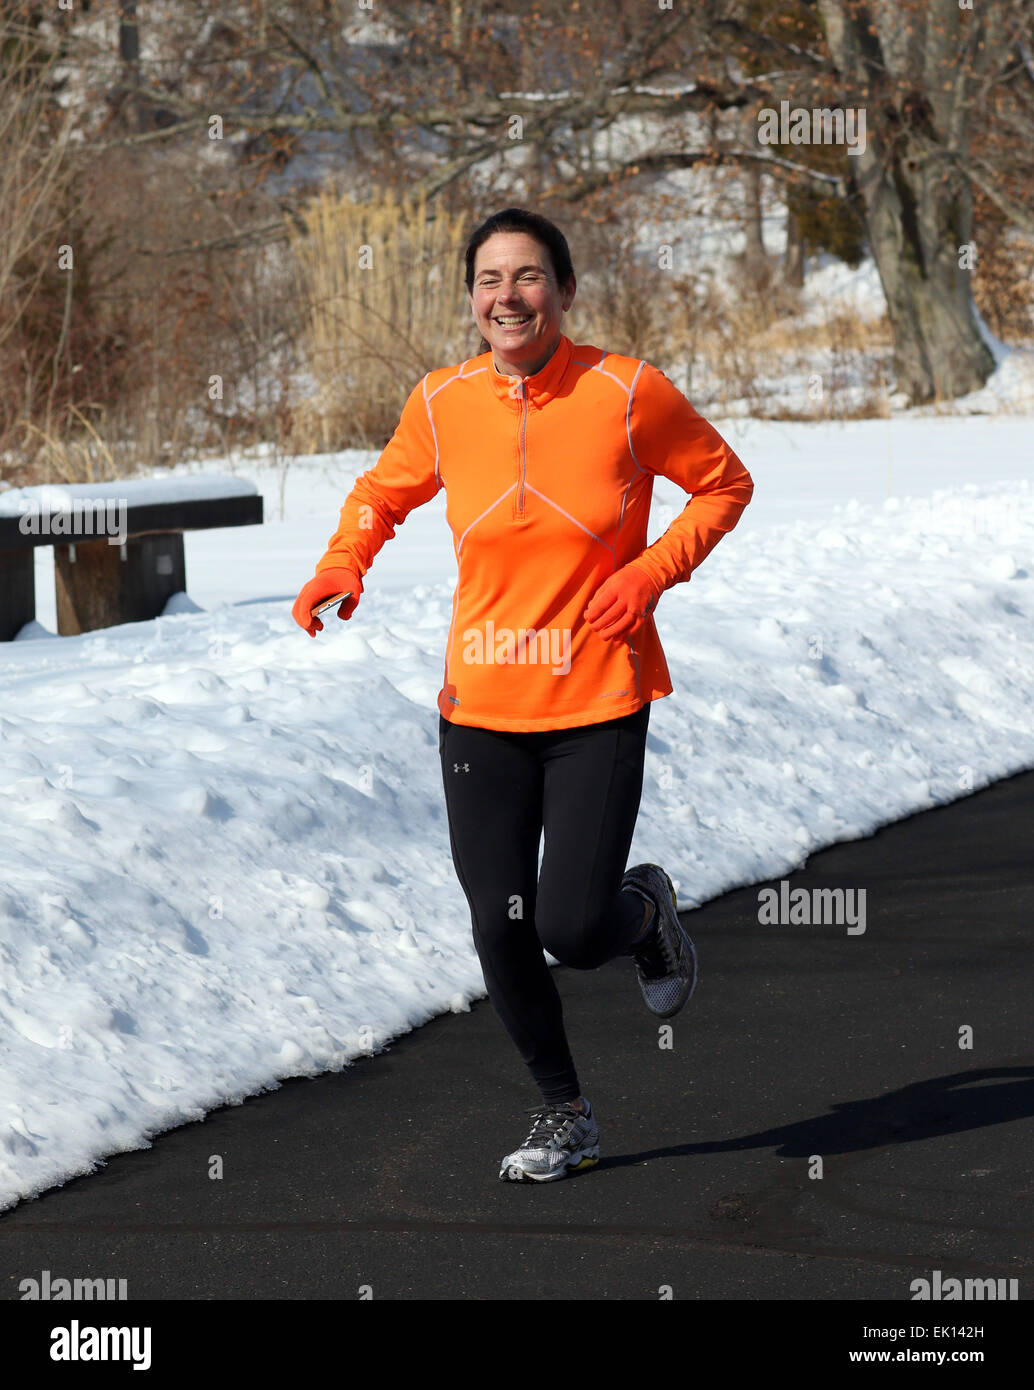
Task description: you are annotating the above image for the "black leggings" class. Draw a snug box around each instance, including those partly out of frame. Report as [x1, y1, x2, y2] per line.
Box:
[438, 704, 651, 1105]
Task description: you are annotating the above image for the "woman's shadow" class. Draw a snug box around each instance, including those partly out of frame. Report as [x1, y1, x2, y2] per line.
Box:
[598, 1065, 1034, 1168]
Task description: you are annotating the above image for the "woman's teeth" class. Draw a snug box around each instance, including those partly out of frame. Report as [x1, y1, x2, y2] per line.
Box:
[496, 315, 532, 325]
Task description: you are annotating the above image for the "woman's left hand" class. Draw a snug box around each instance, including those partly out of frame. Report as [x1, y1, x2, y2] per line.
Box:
[583, 565, 662, 640]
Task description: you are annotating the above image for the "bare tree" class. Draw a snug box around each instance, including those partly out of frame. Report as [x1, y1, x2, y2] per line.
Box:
[0, 24, 76, 363]
[13, 0, 1034, 404]
[813, 0, 997, 398]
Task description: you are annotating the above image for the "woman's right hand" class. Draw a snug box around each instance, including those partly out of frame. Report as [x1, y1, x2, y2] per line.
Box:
[292, 566, 363, 637]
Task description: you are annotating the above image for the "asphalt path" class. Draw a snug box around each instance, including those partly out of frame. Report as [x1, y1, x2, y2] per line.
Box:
[2, 768, 1032, 1321]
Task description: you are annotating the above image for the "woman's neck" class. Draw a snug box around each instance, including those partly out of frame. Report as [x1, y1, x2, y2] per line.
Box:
[492, 332, 562, 380]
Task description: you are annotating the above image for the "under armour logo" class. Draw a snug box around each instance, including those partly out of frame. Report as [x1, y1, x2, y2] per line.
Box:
[453, 762, 470, 773]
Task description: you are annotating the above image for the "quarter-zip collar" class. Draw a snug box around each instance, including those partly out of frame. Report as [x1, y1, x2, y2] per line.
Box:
[487, 333, 574, 408]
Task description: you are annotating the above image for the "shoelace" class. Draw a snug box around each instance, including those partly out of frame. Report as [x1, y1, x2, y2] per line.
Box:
[522, 1102, 585, 1148]
[634, 903, 679, 978]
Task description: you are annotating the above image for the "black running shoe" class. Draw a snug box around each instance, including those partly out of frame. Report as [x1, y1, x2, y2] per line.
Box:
[622, 863, 698, 1018]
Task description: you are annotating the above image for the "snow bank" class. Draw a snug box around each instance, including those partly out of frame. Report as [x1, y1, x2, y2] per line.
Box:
[1, 426, 1032, 1213]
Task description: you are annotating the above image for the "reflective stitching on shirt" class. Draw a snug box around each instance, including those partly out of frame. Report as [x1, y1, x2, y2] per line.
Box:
[573, 352, 630, 396]
[520, 483, 615, 555]
[421, 374, 441, 486]
[626, 361, 647, 474]
[442, 555, 462, 696]
[456, 485, 517, 556]
[427, 363, 487, 401]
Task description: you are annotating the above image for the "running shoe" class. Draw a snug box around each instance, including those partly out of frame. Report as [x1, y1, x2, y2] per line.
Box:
[622, 863, 698, 1018]
[499, 1099, 599, 1182]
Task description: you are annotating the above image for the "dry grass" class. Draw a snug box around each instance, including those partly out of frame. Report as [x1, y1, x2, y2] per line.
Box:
[18, 408, 119, 485]
[285, 187, 474, 451]
[0, 44, 76, 365]
[0, 135, 300, 486]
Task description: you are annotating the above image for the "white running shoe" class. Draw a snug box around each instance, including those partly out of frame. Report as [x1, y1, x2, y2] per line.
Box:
[499, 1099, 599, 1182]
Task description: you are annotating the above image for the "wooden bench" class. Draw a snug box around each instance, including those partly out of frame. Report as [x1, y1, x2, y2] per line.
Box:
[0, 477, 263, 640]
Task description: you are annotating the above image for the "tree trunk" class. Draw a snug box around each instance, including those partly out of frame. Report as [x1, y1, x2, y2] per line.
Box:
[742, 159, 769, 288]
[118, 0, 141, 132]
[817, 0, 995, 402]
[858, 134, 994, 400]
[784, 203, 805, 288]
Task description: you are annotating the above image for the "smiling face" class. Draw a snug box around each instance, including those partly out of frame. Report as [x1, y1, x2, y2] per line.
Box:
[468, 231, 576, 378]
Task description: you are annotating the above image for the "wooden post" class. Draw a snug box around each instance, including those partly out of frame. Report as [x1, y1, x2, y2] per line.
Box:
[0, 549, 36, 640]
[54, 532, 186, 635]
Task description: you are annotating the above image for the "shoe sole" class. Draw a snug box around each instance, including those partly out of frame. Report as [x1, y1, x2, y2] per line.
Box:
[499, 1148, 600, 1182]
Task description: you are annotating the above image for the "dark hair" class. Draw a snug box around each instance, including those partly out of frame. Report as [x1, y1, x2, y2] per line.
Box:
[463, 207, 575, 294]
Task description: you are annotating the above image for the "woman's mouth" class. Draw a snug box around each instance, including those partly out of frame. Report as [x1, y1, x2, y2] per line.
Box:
[494, 314, 533, 328]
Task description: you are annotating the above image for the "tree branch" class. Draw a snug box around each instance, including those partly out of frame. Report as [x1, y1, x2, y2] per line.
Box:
[554, 147, 846, 202]
[965, 159, 1034, 237]
[87, 79, 763, 154]
[708, 17, 832, 73]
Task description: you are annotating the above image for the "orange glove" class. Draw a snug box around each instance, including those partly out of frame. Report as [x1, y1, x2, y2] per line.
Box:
[292, 566, 363, 637]
[583, 564, 662, 641]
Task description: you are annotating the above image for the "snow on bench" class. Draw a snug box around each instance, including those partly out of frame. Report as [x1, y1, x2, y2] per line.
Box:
[0, 475, 263, 639]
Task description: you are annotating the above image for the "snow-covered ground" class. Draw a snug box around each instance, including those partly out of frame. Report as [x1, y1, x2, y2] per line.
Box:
[1, 416, 1033, 1213]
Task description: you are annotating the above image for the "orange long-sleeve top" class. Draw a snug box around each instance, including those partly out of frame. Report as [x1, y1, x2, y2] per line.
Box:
[314, 333, 754, 733]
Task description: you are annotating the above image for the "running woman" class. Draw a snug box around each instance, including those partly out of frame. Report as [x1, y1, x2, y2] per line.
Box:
[292, 208, 754, 1183]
